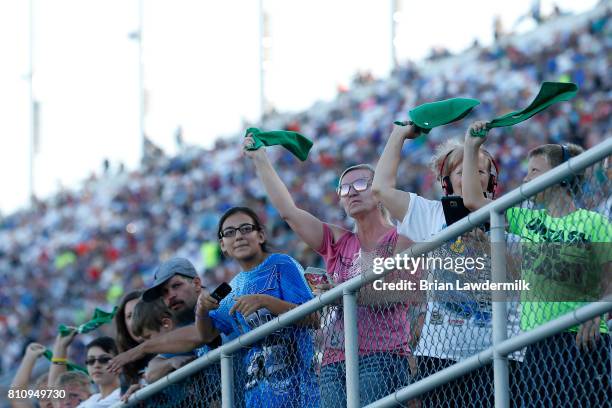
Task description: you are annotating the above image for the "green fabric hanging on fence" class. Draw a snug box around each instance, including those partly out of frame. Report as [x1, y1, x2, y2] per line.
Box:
[395, 98, 481, 134]
[58, 307, 117, 337]
[485, 82, 578, 130]
[42, 349, 88, 374]
[244, 127, 313, 161]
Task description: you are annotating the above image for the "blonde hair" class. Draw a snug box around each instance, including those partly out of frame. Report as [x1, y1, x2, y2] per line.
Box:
[55, 371, 91, 392]
[339, 163, 391, 224]
[430, 139, 495, 180]
[338, 163, 376, 186]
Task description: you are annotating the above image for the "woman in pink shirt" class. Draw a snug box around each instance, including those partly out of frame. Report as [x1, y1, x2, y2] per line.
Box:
[243, 135, 420, 407]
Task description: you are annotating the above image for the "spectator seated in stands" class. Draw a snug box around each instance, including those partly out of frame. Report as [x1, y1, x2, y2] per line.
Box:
[108, 258, 222, 405]
[108, 258, 222, 368]
[113, 290, 154, 394]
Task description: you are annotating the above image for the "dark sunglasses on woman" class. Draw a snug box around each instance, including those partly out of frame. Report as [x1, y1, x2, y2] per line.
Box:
[85, 356, 113, 366]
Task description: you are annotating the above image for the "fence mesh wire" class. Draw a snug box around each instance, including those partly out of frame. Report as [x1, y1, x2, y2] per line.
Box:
[137, 363, 221, 408]
[133, 157, 610, 408]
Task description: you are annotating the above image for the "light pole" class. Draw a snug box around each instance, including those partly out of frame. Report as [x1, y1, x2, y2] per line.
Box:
[129, 0, 145, 162]
[259, 0, 271, 120]
[391, 0, 403, 70]
[28, 0, 37, 204]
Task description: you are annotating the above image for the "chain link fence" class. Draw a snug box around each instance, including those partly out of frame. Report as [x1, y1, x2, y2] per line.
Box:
[138, 364, 221, 408]
[117, 141, 611, 408]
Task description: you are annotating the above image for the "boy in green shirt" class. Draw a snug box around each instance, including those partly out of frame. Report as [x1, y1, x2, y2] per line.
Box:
[462, 121, 611, 407]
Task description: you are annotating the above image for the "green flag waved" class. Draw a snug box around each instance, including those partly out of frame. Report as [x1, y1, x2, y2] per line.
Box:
[470, 82, 579, 137]
[58, 307, 117, 337]
[42, 349, 88, 374]
[245, 127, 313, 161]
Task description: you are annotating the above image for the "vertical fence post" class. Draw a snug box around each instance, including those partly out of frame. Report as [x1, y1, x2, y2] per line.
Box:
[221, 354, 234, 408]
[344, 288, 360, 408]
[490, 210, 510, 408]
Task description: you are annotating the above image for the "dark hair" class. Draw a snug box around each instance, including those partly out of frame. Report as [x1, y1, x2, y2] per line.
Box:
[114, 290, 151, 387]
[217, 207, 269, 252]
[131, 299, 175, 338]
[86, 336, 118, 356]
[114, 290, 143, 353]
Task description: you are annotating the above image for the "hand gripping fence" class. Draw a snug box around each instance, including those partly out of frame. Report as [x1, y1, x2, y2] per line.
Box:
[112, 137, 612, 408]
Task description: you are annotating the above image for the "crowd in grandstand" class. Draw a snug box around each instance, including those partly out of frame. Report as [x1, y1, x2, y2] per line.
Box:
[2, 3, 611, 407]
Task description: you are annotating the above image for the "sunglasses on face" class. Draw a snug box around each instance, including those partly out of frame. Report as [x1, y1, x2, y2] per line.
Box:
[85, 356, 112, 366]
[220, 223, 258, 238]
[337, 178, 372, 197]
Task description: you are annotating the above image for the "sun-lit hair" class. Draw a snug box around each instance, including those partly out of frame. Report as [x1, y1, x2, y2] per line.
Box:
[338, 163, 376, 186]
[55, 371, 91, 392]
[528, 143, 584, 167]
[338, 163, 391, 224]
[528, 143, 585, 194]
[430, 138, 494, 180]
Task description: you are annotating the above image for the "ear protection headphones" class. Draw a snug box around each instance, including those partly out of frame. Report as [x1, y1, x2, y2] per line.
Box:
[439, 148, 499, 197]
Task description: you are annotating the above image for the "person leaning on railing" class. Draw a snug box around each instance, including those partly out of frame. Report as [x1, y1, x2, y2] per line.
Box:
[461, 122, 612, 407]
[372, 121, 523, 407]
[241, 133, 419, 408]
[113, 290, 153, 396]
[108, 258, 222, 405]
[195, 206, 320, 408]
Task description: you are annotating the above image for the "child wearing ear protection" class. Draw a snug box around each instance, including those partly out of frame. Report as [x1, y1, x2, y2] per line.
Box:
[372, 123, 522, 407]
[462, 122, 611, 407]
[130, 299, 197, 383]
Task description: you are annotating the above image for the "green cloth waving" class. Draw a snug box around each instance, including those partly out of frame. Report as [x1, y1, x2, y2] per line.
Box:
[486, 82, 578, 129]
[395, 98, 480, 134]
[245, 127, 313, 161]
[43, 349, 88, 374]
[59, 307, 117, 337]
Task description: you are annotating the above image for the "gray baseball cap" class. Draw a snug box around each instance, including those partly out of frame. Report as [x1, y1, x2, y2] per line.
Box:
[142, 257, 198, 302]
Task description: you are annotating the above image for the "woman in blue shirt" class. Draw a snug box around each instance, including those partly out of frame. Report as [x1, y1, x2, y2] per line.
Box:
[196, 206, 319, 408]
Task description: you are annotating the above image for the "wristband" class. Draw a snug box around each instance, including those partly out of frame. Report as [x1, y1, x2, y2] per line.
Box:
[51, 357, 68, 363]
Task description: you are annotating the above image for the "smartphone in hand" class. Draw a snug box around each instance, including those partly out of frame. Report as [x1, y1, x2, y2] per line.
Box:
[441, 196, 490, 232]
[210, 282, 232, 302]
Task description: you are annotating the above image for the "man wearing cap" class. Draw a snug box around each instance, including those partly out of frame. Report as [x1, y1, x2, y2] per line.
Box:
[107, 258, 221, 381]
[142, 257, 206, 325]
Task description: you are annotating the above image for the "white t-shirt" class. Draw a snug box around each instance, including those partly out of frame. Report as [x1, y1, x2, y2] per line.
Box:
[77, 388, 120, 408]
[398, 193, 523, 361]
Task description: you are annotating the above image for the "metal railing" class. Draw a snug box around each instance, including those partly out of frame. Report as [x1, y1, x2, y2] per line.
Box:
[113, 137, 612, 407]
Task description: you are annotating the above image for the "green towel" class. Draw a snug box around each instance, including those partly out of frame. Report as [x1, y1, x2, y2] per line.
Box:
[43, 349, 88, 374]
[485, 82, 578, 129]
[59, 307, 117, 337]
[245, 127, 313, 161]
[395, 98, 481, 134]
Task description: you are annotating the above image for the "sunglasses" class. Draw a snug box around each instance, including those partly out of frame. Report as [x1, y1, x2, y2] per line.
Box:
[85, 356, 112, 366]
[220, 223, 258, 238]
[337, 178, 372, 197]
